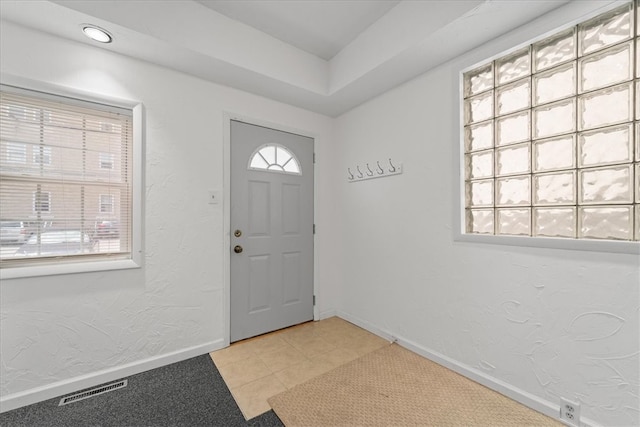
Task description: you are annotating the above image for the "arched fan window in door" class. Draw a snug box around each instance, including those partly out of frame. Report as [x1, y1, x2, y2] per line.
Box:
[248, 144, 301, 175]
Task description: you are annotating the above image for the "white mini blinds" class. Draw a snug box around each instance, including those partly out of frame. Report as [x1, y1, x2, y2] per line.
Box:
[0, 85, 134, 266]
[249, 144, 301, 174]
[462, 3, 640, 242]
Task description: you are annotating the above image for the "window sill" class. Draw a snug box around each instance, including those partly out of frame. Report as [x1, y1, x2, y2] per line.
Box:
[1, 258, 141, 279]
[454, 233, 640, 255]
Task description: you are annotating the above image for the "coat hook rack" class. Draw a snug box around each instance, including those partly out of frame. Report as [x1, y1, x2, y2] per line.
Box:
[347, 158, 403, 183]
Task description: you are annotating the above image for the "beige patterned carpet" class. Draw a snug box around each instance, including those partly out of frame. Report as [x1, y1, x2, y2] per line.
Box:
[268, 343, 561, 426]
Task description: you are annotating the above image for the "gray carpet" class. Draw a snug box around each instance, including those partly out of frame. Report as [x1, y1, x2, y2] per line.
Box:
[0, 354, 284, 427]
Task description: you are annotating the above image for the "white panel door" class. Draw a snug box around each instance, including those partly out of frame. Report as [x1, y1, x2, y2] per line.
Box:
[230, 120, 314, 342]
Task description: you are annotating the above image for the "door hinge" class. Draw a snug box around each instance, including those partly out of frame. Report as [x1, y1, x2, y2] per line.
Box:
[313, 152, 316, 164]
[313, 295, 316, 306]
[313, 223, 316, 234]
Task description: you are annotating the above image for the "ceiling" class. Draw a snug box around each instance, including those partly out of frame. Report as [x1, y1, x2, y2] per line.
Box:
[0, 0, 572, 117]
[196, 0, 401, 60]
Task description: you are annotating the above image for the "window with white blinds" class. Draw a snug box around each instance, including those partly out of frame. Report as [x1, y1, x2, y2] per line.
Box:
[0, 85, 134, 268]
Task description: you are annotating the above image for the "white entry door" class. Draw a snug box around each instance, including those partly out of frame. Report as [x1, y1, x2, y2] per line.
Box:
[230, 120, 314, 342]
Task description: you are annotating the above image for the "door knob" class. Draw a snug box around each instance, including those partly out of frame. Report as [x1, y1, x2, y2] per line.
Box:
[234, 229, 242, 237]
[233, 245, 243, 254]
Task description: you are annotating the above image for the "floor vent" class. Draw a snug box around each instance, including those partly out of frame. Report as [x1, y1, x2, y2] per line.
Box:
[58, 380, 127, 406]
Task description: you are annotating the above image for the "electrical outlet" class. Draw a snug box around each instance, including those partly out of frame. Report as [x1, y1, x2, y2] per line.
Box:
[560, 397, 580, 427]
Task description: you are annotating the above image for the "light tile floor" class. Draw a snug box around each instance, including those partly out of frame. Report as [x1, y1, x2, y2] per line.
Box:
[209, 316, 389, 420]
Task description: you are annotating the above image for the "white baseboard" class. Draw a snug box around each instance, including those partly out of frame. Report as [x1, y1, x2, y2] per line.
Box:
[0, 339, 225, 414]
[336, 311, 395, 342]
[335, 311, 603, 427]
[318, 308, 337, 320]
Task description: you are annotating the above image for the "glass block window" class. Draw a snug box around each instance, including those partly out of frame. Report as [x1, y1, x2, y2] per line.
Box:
[463, 2, 640, 241]
[249, 144, 301, 175]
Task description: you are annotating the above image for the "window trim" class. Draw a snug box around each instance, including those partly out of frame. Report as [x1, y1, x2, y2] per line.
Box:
[0, 74, 144, 278]
[452, 0, 640, 255]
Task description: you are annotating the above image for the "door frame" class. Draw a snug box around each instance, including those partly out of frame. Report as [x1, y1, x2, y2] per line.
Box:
[222, 112, 318, 346]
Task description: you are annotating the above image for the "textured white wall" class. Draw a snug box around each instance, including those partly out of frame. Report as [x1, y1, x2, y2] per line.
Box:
[0, 21, 334, 407]
[332, 3, 639, 427]
[2, 2, 638, 425]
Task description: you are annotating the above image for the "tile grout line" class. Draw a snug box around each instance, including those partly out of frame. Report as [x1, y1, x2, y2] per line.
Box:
[210, 317, 389, 420]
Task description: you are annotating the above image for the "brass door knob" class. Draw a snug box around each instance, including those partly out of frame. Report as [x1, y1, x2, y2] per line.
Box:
[233, 245, 243, 254]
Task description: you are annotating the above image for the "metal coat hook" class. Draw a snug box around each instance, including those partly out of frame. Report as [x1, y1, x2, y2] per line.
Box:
[347, 159, 401, 182]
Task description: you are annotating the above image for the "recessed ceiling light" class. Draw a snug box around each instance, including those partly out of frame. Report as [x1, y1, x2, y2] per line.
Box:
[82, 25, 112, 43]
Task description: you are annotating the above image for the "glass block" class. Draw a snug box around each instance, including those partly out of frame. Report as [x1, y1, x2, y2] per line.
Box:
[578, 82, 633, 131]
[534, 27, 576, 72]
[464, 65, 493, 97]
[497, 176, 530, 206]
[533, 98, 575, 139]
[579, 41, 632, 93]
[466, 209, 494, 234]
[496, 111, 529, 146]
[496, 78, 530, 115]
[637, 39, 640, 78]
[580, 165, 632, 204]
[579, 4, 633, 56]
[533, 62, 575, 105]
[579, 124, 632, 167]
[636, 80, 640, 121]
[465, 91, 493, 124]
[534, 207, 576, 238]
[496, 48, 530, 85]
[637, 121, 640, 161]
[636, 163, 640, 203]
[466, 180, 493, 207]
[465, 151, 493, 179]
[465, 121, 494, 152]
[497, 208, 531, 236]
[636, 205, 640, 240]
[579, 206, 633, 240]
[533, 135, 575, 172]
[496, 143, 530, 176]
[534, 171, 576, 205]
